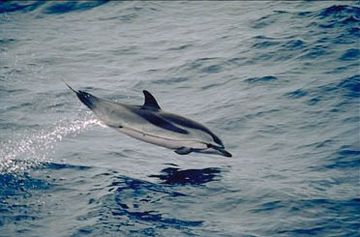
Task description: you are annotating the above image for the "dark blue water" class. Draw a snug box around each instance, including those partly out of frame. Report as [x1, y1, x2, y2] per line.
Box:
[0, 1, 359, 236]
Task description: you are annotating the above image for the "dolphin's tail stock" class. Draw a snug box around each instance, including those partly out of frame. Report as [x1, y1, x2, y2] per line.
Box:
[63, 80, 98, 110]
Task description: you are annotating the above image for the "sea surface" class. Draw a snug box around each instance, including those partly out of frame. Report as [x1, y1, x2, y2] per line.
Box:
[0, 1, 359, 237]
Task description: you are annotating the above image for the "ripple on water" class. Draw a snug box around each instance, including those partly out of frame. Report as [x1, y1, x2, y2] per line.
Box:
[339, 48, 360, 61]
[324, 146, 360, 170]
[0, 1, 44, 14]
[318, 5, 360, 19]
[0, 172, 50, 230]
[245, 75, 278, 84]
[285, 89, 309, 99]
[294, 74, 360, 106]
[42, 1, 109, 15]
[72, 172, 204, 236]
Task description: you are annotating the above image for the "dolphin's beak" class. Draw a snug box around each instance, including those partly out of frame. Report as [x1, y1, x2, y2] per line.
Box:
[198, 147, 232, 157]
[217, 148, 232, 157]
[205, 144, 232, 157]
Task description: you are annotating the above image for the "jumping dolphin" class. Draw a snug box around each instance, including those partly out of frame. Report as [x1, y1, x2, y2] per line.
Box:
[65, 83, 232, 157]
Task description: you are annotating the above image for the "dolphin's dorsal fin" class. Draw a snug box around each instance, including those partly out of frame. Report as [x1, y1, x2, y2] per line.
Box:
[142, 90, 161, 110]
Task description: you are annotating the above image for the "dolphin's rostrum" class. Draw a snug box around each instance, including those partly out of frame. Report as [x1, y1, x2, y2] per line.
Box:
[66, 83, 232, 157]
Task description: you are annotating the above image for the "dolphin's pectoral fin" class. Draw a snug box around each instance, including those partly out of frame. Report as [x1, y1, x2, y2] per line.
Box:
[142, 90, 161, 110]
[174, 147, 193, 155]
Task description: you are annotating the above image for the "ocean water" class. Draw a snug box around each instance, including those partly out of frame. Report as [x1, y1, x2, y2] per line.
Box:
[0, 1, 359, 236]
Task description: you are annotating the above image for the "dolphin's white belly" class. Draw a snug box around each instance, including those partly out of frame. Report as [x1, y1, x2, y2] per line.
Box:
[117, 126, 208, 150]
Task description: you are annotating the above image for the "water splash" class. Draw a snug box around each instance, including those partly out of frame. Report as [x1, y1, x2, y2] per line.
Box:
[0, 114, 104, 173]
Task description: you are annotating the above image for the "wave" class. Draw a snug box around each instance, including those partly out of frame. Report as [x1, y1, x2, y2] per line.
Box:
[0, 0, 110, 15]
[318, 5, 360, 19]
[325, 145, 360, 170]
[284, 74, 359, 107]
[70, 167, 205, 236]
[339, 48, 360, 61]
[245, 75, 278, 84]
[0, 1, 45, 14]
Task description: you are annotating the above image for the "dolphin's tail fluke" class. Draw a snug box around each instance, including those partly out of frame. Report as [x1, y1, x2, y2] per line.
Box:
[63, 80, 78, 94]
[63, 81, 98, 110]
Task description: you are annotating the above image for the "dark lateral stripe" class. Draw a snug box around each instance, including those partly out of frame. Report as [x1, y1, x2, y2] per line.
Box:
[136, 112, 189, 134]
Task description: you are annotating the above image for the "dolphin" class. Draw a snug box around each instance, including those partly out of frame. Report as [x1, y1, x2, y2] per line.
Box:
[65, 83, 232, 157]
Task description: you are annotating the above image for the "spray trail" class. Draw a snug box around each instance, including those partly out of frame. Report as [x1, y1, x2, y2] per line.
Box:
[0, 114, 104, 173]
